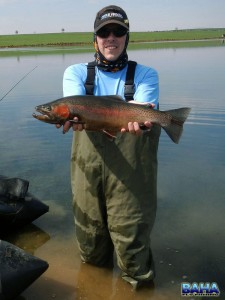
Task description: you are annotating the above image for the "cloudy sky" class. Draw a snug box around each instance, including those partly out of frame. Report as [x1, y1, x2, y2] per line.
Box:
[0, 0, 224, 35]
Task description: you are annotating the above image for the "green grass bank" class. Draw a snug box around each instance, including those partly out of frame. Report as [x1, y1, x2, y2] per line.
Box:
[0, 28, 225, 48]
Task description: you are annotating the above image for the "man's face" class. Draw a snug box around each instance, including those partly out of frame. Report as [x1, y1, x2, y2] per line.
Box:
[96, 24, 128, 61]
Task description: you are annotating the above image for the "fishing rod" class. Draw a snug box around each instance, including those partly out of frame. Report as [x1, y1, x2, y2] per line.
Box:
[0, 66, 38, 102]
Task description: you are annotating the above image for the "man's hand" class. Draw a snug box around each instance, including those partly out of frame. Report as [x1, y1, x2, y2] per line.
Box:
[121, 121, 153, 135]
[121, 101, 155, 135]
[55, 117, 84, 134]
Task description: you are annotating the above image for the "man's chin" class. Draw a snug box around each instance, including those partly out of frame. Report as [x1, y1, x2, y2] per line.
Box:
[104, 53, 120, 61]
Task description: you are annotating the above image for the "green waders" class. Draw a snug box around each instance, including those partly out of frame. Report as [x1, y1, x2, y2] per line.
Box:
[71, 125, 160, 288]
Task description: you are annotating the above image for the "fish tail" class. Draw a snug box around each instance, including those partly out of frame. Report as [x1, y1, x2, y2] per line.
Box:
[162, 107, 191, 144]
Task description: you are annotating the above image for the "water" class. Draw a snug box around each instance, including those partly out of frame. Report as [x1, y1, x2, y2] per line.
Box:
[0, 41, 225, 299]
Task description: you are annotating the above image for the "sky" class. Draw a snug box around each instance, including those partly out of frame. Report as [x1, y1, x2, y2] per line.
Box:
[0, 0, 225, 35]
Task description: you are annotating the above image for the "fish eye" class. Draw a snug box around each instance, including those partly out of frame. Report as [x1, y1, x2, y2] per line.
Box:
[42, 105, 51, 111]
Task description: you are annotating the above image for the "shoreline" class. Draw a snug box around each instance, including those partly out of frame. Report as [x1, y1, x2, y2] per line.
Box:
[0, 28, 224, 49]
[0, 38, 224, 50]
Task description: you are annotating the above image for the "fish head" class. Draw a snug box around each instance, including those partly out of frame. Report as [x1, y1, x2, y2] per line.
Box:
[33, 103, 71, 124]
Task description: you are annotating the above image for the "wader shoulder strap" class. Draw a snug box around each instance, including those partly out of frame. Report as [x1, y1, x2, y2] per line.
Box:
[85, 60, 137, 100]
[124, 60, 137, 101]
[85, 61, 96, 95]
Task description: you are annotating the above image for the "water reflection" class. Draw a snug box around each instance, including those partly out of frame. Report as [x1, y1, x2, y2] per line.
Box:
[0, 43, 225, 299]
[5, 224, 50, 255]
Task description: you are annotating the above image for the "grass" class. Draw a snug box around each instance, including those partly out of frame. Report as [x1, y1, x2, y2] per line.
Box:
[129, 28, 225, 42]
[0, 32, 93, 48]
[0, 28, 225, 48]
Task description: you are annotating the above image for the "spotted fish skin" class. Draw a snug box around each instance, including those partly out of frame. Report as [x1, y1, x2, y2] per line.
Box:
[33, 95, 191, 143]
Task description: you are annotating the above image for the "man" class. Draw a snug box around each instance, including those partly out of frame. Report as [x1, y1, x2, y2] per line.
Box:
[61, 5, 160, 289]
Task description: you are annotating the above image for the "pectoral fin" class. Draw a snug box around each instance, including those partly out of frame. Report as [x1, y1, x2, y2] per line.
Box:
[102, 130, 117, 140]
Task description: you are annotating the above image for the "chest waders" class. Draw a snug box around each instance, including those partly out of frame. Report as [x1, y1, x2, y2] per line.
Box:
[70, 61, 161, 288]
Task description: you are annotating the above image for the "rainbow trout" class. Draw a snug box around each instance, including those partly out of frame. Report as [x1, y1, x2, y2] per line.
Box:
[32, 95, 191, 143]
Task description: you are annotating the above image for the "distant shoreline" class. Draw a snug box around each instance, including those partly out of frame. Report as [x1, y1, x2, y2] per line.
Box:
[0, 38, 223, 49]
[0, 28, 224, 48]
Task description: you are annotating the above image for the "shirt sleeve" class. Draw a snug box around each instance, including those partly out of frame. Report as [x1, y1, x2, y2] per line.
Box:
[133, 65, 159, 108]
[63, 64, 87, 97]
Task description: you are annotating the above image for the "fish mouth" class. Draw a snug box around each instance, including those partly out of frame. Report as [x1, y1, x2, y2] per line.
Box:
[32, 108, 54, 123]
[32, 112, 50, 120]
[33, 106, 49, 117]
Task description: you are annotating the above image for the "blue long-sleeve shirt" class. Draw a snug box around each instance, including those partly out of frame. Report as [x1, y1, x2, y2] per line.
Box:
[63, 62, 159, 107]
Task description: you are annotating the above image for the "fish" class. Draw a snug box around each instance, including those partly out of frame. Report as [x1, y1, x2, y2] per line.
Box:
[0, 239, 48, 300]
[32, 95, 191, 144]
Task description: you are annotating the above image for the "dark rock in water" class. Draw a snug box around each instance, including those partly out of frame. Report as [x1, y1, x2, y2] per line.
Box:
[0, 176, 29, 200]
[0, 193, 49, 233]
[0, 240, 49, 300]
[0, 176, 49, 233]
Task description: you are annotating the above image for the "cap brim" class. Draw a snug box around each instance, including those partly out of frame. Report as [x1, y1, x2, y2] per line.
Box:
[94, 20, 129, 33]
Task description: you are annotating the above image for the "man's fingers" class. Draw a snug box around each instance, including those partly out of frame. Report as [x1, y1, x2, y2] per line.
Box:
[144, 121, 153, 129]
[121, 121, 152, 135]
[127, 122, 141, 135]
[62, 121, 72, 134]
[72, 123, 83, 131]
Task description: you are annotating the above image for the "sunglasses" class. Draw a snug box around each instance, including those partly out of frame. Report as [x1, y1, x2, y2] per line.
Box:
[96, 27, 128, 38]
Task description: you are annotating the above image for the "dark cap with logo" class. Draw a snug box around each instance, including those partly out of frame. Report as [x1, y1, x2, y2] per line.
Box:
[94, 5, 129, 33]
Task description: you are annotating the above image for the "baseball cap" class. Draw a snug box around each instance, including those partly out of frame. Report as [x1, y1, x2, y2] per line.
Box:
[94, 5, 129, 33]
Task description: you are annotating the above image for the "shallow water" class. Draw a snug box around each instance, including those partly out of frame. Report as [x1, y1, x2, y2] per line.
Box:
[0, 41, 225, 299]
